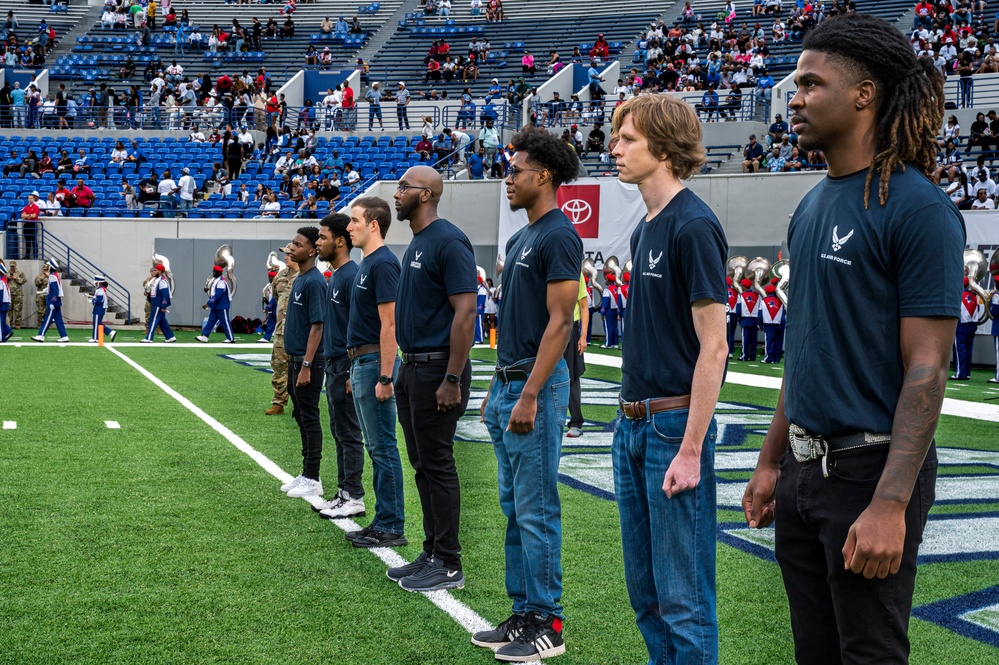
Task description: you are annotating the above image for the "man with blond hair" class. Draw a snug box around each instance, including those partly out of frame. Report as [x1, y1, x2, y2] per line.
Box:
[610, 94, 730, 664]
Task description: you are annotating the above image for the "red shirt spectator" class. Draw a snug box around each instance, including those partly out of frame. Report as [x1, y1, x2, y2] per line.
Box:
[590, 34, 609, 58]
[437, 41, 450, 58]
[342, 85, 354, 108]
[216, 75, 233, 94]
[55, 183, 72, 205]
[71, 181, 96, 208]
[265, 94, 280, 114]
[21, 196, 40, 220]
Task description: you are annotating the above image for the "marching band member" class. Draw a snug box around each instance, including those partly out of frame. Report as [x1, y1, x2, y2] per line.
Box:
[32, 259, 69, 343]
[990, 288, 999, 383]
[0, 263, 11, 342]
[260, 270, 278, 342]
[619, 268, 630, 341]
[196, 265, 235, 343]
[88, 275, 118, 343]
[142, 263, 177, 343]
[475, 275, 488, 344]
[600, 271, 621, 348]
[760, 284, 785, 363]
[584, 274, 598, 344]
[951, 276, 983, 380]
[736, 278, 760, 360]
[726, 276, 740, 358]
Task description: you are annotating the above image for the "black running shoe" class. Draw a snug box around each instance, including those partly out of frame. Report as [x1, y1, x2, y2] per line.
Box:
[387, 551, 430, 582]
[471, 613, 528, 649]
[345, 524, 375, 542]
[494, 612, 565, 662]
[351, 529, 408, 548]
[398, 557, 464, 592]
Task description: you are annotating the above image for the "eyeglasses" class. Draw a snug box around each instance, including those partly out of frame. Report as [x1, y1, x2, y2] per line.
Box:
[396, 183, 432, 193]
[507, 167, 545, 179]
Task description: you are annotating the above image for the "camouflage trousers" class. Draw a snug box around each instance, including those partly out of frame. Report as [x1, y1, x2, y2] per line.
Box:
[271, 333, 289, 406]
[145, 301, 152, 328]
[36, 296, 45, 327]
[9, 295, 22, 328]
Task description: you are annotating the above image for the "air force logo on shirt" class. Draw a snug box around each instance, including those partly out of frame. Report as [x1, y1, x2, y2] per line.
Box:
[643, 249, 664, 278]
[357, 273, 369, 290]
[331, 288, 341, 304]
[410, 250, 423, 270]
[292, 291, 302, 306]
[515, 246, 533, 268]
[821, 225, 854, 266]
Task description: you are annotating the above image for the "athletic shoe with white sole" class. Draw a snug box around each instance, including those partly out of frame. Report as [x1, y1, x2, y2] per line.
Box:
[494, 612, 565, 662]
[398, 557, 464, 592]
[351, 529, 408, 548]
[471, 613, 528, 649]
[31, 335, 45, 342]
[57, 337, 70, 342]
[164, 337, 177, 343]
[345, 524, 375, 542]
[387, 551, 430, 582]
[87, 339, 98, 343]
[222, 339, 234, 343]
[257, 338, 272, 343]
[109, 330, 117, 341]
[989, 378, 999, 384]
[319, 492, 365, 519]
[280, 474, 305, 493]
[311, 489, 344, 512]
[195, 335, 209, 343]
[140, 339, 152, 343]
[565, 427, 582, 438]
[286, 477, 323, 498]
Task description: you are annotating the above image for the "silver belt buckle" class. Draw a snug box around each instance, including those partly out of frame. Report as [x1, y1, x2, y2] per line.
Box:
[789, 424, 830, 475]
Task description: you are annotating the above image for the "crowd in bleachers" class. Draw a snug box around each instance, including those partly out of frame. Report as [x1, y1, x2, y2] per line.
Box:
[1, 11, 60, 69]
[740, 117, 826, 173]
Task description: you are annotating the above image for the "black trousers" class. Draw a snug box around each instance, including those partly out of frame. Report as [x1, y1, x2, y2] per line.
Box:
[395, 357, 471, 569]
[775, 443, 937, 664]
[325, 354, 365, 498]
[287, 356, 326, 480]
[562, 321, 585, 428]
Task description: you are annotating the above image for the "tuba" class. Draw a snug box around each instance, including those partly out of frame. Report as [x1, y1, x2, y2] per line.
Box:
[266, 250, 284, 272]
[152, 252, 175, 294]
[747, 256, 772, 299]
[987, 248, 999, 314]
[215, 244, 237, 297]
[727, 256, 748, 294]
[603, 256, 622, 283]
[771, 259, 790, 307]
[965, 249, 991, 323]
[582, 257, 602, 300]
[476, 265, 487, 284]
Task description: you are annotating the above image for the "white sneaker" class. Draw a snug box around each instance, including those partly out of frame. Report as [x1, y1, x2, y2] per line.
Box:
[31, 335, 44, 342]
[319, 492, 365, 519]
[287, 477, 323, 498]
[195, 335, 209, 343]
[109, 330, 117, 342]
[87, 338, 98, 343]
[164, 337, 177, 343]
[140, 339, 153, 343]
[222, 339, 234, 344]
[280, 474, 305, 493]
[257, 337, 272, 343]
[311, 490, 344, 512]
[57, 337, 70, 342]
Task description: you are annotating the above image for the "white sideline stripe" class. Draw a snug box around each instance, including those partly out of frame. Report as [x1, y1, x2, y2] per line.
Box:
[106, 346, 507, 651]
[2, 421, 15, 430]
[105, 421, 120, 429]
[582, 353, 999, 423]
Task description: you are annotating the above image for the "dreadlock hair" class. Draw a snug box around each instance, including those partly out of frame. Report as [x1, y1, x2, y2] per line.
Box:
[802, 13, 944, 208]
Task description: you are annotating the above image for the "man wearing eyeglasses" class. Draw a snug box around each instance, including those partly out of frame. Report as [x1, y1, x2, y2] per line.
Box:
[386, 166, 477, 592]
[472, 126, 583, 662]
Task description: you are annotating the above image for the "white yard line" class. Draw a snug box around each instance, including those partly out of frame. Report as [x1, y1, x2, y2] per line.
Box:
[583, 352, 999, 423]
[106, 346, 504, 650]
[3, 421, 15, 430]
[104, 421, 121, 429]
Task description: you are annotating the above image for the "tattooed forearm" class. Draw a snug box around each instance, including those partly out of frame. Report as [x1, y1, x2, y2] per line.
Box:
[876, 362, 946, 505]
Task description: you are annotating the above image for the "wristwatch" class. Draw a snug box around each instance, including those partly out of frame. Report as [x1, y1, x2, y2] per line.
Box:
[445, 373, 461, 384]
[302, 360, 312, 368]
[378, 374, 392, 385]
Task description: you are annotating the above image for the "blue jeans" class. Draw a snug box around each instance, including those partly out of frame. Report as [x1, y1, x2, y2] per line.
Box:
[483, 358, 570, 619]
[612, 409, 718, 665]
[350, 352, 405, 534]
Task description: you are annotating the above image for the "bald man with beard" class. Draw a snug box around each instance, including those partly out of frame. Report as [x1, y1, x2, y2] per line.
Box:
[386, 165, 478, 592]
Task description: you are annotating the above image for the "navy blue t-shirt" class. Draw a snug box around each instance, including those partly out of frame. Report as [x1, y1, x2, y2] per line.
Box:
[621, 188, 728, 401]
[785, 166, 966, 438]
[323, 259, 358, 359]
[346, 245, 400, 348]
[396, 218, 477, 353]
[497, 208, 583, 366]
[283, 266, 326, 356]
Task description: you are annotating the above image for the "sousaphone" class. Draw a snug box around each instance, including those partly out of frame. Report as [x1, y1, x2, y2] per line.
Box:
[771, 259, 790, 307]
[746, 256, 772, 299]
[965, 249, 991, 323]
[214, 244, 237, 297]
[727, 255, 748, 294]
[152, 252, 175, 294]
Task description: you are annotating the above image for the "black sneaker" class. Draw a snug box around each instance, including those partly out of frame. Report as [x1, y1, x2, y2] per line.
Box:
[351, 529, 408, 548]
[398, 557, 464, 592]
[471, 613, 528, 649]
[345, 524, 375, 542]
[494, 612, 565, 662]
[387, 551, 430, 582]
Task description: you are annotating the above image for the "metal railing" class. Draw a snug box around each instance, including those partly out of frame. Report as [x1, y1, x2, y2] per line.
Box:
[40, 227, 133, 323]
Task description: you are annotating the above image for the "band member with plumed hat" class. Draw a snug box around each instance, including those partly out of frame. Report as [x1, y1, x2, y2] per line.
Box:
[32, 258, 70, 343]
[88, 275, 118, 343]
[196, 265, 235, 343]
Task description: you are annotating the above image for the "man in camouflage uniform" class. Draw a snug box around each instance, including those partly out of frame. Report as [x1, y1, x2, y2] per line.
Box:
[34, 265, 48, 328]
[143, 268, 157, 329]
[266, 244, 299, 415]
[6, 261, 26, 328]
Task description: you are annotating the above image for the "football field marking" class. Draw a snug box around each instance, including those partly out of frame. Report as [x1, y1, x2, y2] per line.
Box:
[105, 421, 120, 429]
[3, 421, 15, 429]
[105, 346, 504, 650]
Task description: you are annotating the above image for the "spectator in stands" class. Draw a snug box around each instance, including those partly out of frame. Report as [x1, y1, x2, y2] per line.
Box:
[439, 0, 452, 16]
[767, 113, 789, 147]
[281, 16, 295, 39]
[467, 145, 486, 179]
[479, 117, 500, 168]
[345, 163, 360, 185]
[350, 16, 363, 34]
[590, 34, 610, 59]
[177, 168, 196, 216]
[320, 16, 333, 35]
[296, 194, 319, 219]
[395, 82, 411, 130]
[947, 172, 975, 209]
[470, 0, 483, 16]
[305, 45, 319, 66]
[941, 114, 961, 148]
[784, 146, 804, 172]
[365, 82, 384, 131]
[933, 139, 963, 184]
[108, 141, 129, 170]
[102, 8, 116, 30]
[72, 149, 90, 175]
[696, 84, 719, 120]
[415, 134, 434, 162]
[257, 192, 280, 218]
[138, 171, 160, 208]
[486, 0, 504, 22]
[335, 16, 349, 35]
[71, 179, 96, 209]
[965, 112, 993, 154]
[586, 124, 605, 155]
[742, 134, 764, 172]
[763, 145, 785, 173]
[973, 168, 997, 199]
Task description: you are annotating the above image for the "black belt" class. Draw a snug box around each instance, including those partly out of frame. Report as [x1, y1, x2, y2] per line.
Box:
[347, 343, 380, 359]
[402, 352, 449, 364]
[788, 424, 890, 476]
[495, 360, 536, 383]
[289, 355, 324, 363]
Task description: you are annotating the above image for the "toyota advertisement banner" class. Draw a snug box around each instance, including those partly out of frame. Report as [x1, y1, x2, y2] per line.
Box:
[497, 178, 646, 269]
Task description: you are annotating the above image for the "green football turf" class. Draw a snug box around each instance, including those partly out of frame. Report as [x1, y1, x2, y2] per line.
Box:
[1, 341, 997, 664]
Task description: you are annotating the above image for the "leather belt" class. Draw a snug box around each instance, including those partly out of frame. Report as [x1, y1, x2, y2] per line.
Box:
[289, 355, 323, 363]
[619, 394, 691, 420]
[347, 343, 380, 359]
[788, 424, 890, 477]
[495, 360, 536, 383]
[402, 351, 449, 364]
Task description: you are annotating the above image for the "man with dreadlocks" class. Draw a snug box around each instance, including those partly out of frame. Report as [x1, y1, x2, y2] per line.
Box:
[742, 14, 965, 663]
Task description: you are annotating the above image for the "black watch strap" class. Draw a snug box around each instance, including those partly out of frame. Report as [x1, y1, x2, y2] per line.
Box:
[378, 374, 392, 385]
[445, 373, 461, 384]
